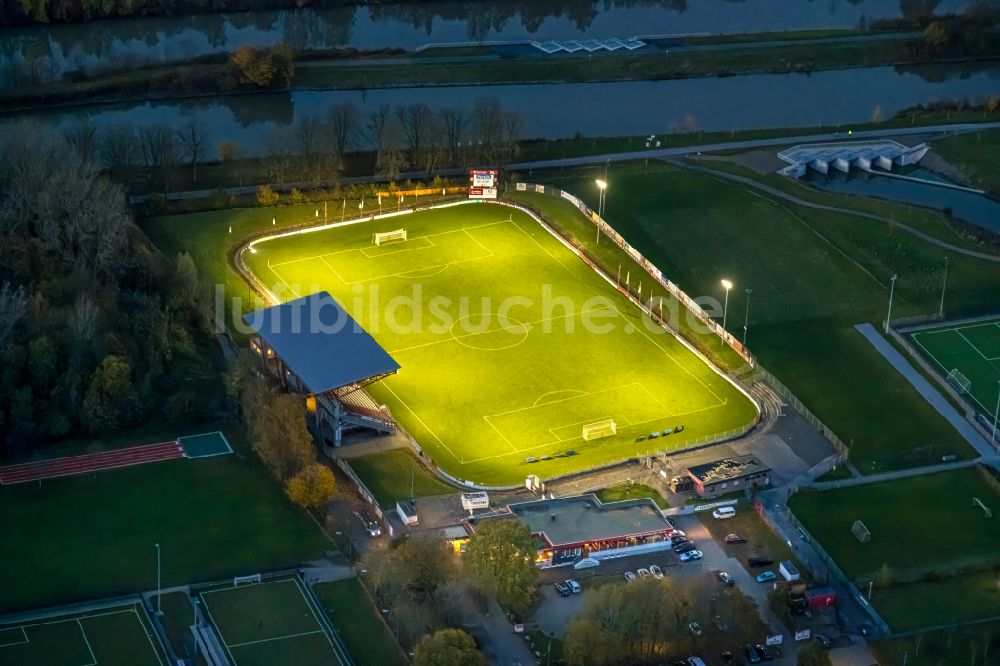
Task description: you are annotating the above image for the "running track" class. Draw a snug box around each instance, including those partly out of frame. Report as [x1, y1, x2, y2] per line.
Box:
[0, 440, 185, 485]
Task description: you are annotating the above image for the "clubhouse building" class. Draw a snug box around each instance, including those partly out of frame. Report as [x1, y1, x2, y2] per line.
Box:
[685, 454, 771, 498]
[469, 494, 675, 567]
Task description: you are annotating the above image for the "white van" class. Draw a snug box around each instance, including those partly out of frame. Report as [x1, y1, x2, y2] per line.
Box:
[712, 506, 736, 520]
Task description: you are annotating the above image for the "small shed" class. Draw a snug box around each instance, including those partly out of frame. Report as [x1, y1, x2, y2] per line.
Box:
[805, 587, 838, 609]
[779, 560, 800, 582]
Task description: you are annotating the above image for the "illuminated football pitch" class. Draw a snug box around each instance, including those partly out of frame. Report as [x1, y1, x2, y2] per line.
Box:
[250, 202, 758, 486]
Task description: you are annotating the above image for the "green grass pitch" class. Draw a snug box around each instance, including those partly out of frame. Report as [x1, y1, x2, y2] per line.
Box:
[200, 578, 345, 666]
[910, 318, 1000, 416]
[249, 201, 758, 486]
[0, 604, 167, 666]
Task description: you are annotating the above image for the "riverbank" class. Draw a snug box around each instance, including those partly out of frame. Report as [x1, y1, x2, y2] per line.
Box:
[1, 27, 986, 115]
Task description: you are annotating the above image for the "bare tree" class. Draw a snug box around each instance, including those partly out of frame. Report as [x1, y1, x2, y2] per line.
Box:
[502, 111, 522, 161]
[0, 282, 27, 346]
[365, 104, 395, 177]
[264, 127, 296, 185]
[396, 103, 432, 170]
[438, 108, 466, 165]
[295, 115, 323, 180]
[177, 120, 208, 183]
[64, 123, 98, 164]
[472, 97, 506, 164]
[140, 126, 177, 193]
[326, 103, 358, 171]
[98, 125, 138, 181]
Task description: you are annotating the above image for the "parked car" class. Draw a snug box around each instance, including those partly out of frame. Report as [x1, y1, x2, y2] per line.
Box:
[720, 651, 733, 663]
[688, 622, 702, 637]
[566, 579, 582, 594]
[671, 536, 690, 546]
[624, 571, 637, 583]
[712, 506, 736, 519]
[679, 550, 703, 562]
[748, 557, 774, 568]
[686, 658, 705, 666]
[649, 565, 664, 579]
[815, 633, 833, 649]
[554, 581, 571, 596]
[725, 533, 747, 544]
[671, 529, 686, 539]
[717, 571, 735, 586]
[637, 568, 652, 579]
[354, 511, 382, 537]
[755, 571, 777, 583]
[745, 645, 762, 664]
[674, 541, 697, 553]
[754, 644, 773, 661]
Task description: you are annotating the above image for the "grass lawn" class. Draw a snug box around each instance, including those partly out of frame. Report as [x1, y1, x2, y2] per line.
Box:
[871, 569, 1000, 631]
[930, 128, 1000, 194]
[872, 618, 1000, 665]
[248, 201, 757, 486]
[789, 466, 1000, 582]
[696, 504, 813, 584]
[200, 577, 345, 666]
[346, 448, 453, 508]
[313, 578, 408, 666]
[0, 431, 330, 613]
[518, 161, 1000, 472]
[910, 317, 1000, 417]
[595, 482, 668, 508]
[0, 603, 166, 666]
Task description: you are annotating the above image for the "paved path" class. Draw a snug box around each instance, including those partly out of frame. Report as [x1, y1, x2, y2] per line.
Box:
[811, 456, 983, 491]
[855, 322, 1000, 459]
[672, 161, 1000, 264]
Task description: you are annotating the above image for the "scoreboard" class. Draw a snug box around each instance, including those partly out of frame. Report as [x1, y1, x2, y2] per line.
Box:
[468, 169, 499, 199]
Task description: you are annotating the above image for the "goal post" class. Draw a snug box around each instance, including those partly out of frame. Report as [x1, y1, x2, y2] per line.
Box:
[851, 520, 871, 543]
[582, 419, 617, 441]
[373, 229, 407, 246]
[233, 573, 262, 586]
[946, 368, 972, 395]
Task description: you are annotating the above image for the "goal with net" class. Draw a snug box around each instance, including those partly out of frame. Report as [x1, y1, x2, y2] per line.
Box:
[373, 229, 407, 245]
[946, 368, 972, 395]
[851, 520, 871, 543]
[582, 419, 617, 441]
[233, 573, 262, 586]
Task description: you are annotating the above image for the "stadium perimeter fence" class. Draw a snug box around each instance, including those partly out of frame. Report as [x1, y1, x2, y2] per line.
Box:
[757, 499, 893, 637]
[332, 457, 394, 537]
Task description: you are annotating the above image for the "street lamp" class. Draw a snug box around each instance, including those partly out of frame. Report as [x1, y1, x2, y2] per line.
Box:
[885, 274, 898, 334]
[155, 543, 161, 614]
[993, 380, 1000, 449]
[742, 288, 752, 347]
[595, 179, 608, 244]
[721, 279, 733, 332]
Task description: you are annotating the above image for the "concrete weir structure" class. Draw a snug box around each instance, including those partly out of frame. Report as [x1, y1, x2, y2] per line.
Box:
[777, 140, 928, 177]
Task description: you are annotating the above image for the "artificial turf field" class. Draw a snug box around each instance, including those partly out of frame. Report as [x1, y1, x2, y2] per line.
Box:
[910, 318, 1000, 417]
[200, 578, 346, 666]
[0, 603, 166, 666]
[250, 201, 757, 485]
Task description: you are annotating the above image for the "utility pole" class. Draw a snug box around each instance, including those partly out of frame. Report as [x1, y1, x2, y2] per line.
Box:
[993, 380, 1000, 449]
[884, 274, 898, 333]
[742, 288, 752, 347]
[939, 256, 949, 317]
[155, 543, 162, 614]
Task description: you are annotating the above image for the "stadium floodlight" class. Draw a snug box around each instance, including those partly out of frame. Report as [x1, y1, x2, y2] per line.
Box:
[249, 247, 257, 254]
[721, 279, 733, 332]
[595, 179, 608, 242]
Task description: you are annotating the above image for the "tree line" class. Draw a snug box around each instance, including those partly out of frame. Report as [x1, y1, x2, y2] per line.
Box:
[56, 96, 522, 196]
[0, 131, 223, 457]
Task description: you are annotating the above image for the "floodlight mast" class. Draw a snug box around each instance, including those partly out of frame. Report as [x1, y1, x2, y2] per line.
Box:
[721, 279, 733, 332]
[595, 179, 607, 243]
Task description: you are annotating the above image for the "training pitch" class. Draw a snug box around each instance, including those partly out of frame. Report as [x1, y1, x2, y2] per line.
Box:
[250, 202, 758, 485]
[0, 603, 166, 666]
[910, 318, 1000, 417]
[200, 578, 345, 666]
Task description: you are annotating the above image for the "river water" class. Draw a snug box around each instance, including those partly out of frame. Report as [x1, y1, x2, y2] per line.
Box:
[0, 0, 975, 84]
[3, 62, 998, 160]
[806, 167, 1000, 233]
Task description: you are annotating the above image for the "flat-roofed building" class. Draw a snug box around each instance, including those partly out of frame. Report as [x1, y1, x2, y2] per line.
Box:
[470, 493, 675, 567]
[685, 454, 771, 498]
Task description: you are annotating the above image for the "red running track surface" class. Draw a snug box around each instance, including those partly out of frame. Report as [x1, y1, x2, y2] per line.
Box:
[0, 440, 185, 485]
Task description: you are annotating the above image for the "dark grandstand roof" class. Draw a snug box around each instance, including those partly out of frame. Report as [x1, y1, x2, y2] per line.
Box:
[686, 454, 770, 486]
[244, 291, 400, 394]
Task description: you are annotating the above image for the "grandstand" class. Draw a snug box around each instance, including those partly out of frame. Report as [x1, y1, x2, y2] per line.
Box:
[246, 292, 401, 449]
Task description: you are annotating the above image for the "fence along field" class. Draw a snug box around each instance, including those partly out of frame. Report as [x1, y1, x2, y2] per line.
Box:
[248, 201, 758, 486]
